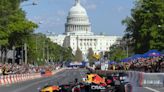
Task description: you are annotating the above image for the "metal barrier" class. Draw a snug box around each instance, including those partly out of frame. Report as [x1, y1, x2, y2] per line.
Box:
[89, 69, 164, 87]
[0, 68, 66, 86]
[0, 73, 41, 86]
[141, 73, 164, 87]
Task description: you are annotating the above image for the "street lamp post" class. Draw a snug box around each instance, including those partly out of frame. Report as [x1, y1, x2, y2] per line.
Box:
[126, 43, 129, 58]
[121, 38, 129, 58]
[43, 35, 45, 62]
[20, 1, 37, 64]
[46, 31, 52, 62]
[35, 22, 42, 63]
[126, 34, 130, 58]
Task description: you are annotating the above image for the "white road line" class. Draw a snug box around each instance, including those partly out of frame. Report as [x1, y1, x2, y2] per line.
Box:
[144, 87, 160, 92]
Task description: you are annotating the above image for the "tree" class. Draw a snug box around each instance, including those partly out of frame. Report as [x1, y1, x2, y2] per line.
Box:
[0, 0, 37, 63]
[63, 47, 74, 61]
[122, 0, 164, 54]
[74, 48, 83, 62]
[109, 46, 127, 62]
[87, 48, 94, 63]
[108, 38, 134, 62]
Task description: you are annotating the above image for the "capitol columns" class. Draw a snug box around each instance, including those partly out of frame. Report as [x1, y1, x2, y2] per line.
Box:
[76, 35, 79, 50]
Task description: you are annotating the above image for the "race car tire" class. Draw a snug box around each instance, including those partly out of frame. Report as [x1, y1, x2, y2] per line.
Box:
[115, 84, 125, 92]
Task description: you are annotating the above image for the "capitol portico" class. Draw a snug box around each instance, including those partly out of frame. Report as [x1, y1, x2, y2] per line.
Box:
[48, 0, 121, 59]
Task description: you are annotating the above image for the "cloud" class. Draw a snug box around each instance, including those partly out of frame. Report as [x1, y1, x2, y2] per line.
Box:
[57, 10, 66, 16]
[117, 6, 124, 13]
[85, 3, 97, 10]
[81, 0, 97, 10]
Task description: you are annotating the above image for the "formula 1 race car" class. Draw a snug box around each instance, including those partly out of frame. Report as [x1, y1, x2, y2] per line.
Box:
[39, 73, 132, 92]
[40, 85, 60, 92]
[83, 73, 132, 92]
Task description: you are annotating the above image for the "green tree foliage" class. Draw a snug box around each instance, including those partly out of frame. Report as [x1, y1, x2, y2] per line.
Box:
[122, 0, 164, 54]
[0, 0, 13, 46]
[0, 0, 37, 47]
[109, 44, 127, 62]
[26, 33, 74, 65]
[0, 0, 74, 64]
[87, 48, 94, 62]
[62, 47, 74, 61]
[74, 48, 83, 62]
[0, 0, 37, 63]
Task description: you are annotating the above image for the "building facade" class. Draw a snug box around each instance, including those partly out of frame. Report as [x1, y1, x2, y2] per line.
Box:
[48, 0, 121, 59]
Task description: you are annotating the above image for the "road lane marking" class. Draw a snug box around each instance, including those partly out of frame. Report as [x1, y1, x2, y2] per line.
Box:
[144, 87, 160, 92]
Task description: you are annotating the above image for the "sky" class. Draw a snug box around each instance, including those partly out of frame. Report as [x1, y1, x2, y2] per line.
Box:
[21, 0, 134, 36]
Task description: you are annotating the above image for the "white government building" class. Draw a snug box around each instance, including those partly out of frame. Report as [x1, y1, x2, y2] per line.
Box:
[48, 0, 121, 59]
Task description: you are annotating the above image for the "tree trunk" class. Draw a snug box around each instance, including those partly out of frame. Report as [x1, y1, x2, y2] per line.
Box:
[1, 46, 5, 64]
[4, 47, 8, 63]
[12, 46, 15, 64]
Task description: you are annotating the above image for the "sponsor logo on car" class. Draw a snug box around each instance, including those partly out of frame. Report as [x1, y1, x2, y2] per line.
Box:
[91, 85, 106, 90]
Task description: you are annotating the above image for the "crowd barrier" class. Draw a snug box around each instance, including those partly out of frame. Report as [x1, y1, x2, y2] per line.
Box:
[141, 73, 164, 87]
[0, 73, 41, 86]
[0, 68, 66, 86]
[89, 69, 164, 87]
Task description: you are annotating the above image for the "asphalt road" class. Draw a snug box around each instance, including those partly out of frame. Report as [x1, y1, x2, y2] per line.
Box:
[0, 69, 163, 92]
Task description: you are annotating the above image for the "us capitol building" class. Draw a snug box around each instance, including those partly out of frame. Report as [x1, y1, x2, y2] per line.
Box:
[48, 0, 121, 59]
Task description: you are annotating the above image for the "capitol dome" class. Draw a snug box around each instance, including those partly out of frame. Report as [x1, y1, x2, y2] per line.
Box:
[68, 0, 87, 16]
[65, 0, 92, 35]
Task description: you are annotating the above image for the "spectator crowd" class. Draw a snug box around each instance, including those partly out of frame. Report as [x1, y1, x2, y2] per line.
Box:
[109, 56, 164, 72]
[0, 63, 62, 76]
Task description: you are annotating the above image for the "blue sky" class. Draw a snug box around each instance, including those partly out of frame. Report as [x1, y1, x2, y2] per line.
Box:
[21, 0, 134, 36]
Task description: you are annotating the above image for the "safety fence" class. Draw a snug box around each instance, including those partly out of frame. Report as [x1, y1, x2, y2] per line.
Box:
[0, 73, 41, 86]
[90, 69, 164, 87]
[0, 68, 66, 86]
[141, 73, 164, 87]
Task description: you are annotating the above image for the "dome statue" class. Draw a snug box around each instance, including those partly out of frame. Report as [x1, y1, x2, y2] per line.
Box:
[68, 0, 87, 17]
